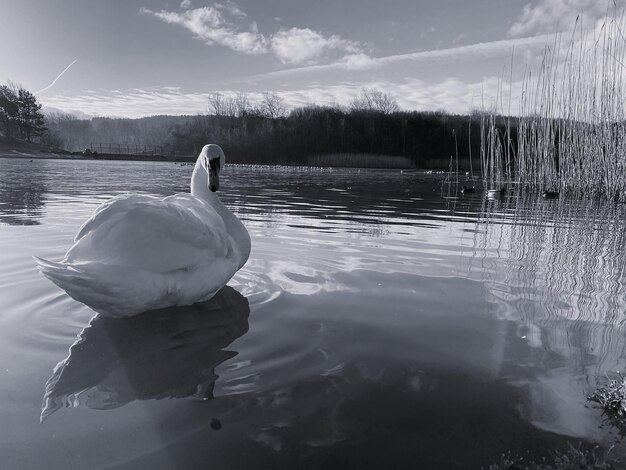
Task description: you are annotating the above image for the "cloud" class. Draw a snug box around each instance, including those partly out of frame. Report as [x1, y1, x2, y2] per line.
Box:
[509, 0, 624, 37]
[140, 6, 267, 55]
[179, 0, 192, 9]
[270, 27, 361, 65]
[252, 34, 553, 80]
[214, 0, 246, 18]
[40, 76, 525, 119]
[338, 53, 378, 70]
[141, 2, 365, 65]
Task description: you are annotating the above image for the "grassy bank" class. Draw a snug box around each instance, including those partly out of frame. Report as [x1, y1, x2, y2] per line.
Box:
[0, 136, 53, 158]
[486, 444, 616, 469]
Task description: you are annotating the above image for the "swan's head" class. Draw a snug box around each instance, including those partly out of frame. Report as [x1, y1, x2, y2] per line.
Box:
[200, 144, 225, 192]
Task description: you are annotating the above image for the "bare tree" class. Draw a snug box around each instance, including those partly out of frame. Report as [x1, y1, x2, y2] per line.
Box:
[260, 92, 287, 119]
[234, 92, 250, 117]
[350, 88, 399, 114]
[210, 91, 250, 117]
[208, 92, 226, 116]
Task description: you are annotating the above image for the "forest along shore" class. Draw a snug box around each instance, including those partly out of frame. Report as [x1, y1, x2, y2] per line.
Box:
[0, 137, 189, 162]
[0, 137, 419, 167]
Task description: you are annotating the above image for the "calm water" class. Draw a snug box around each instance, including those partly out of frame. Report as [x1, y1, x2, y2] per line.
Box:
[1, 157, 626, 469]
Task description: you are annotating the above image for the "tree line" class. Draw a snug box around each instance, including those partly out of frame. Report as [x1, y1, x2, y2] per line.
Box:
[0, 83, 47, 142]
[5, 83, 516, 169]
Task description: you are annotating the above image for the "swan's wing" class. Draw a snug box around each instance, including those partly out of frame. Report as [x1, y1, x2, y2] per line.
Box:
[74, 194, 149, 242]
[65, 194, 230, 273]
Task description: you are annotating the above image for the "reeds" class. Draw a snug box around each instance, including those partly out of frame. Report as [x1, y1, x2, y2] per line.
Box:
[485, 444, 614, 470]
[481, 10, 626, 200]
[588, 371, 626, 433]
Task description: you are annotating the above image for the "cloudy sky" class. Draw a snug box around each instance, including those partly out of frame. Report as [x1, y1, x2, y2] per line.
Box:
[0, 0, 621, 117]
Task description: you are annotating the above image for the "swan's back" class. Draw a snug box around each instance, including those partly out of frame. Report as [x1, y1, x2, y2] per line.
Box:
[66, 194, 229, 273]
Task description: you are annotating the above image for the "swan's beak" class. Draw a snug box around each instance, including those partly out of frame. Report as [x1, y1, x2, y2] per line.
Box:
[209, 169, 219, 192]
[208, 157, 220, 192]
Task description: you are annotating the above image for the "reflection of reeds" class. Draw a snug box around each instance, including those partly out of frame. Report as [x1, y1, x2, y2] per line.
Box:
[307, 153, 414, 169]
[481, 12, 626, 200]
[472, 191, 626, 375]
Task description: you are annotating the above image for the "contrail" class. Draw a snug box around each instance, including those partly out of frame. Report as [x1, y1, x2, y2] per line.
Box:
[35, 59, 78, 95]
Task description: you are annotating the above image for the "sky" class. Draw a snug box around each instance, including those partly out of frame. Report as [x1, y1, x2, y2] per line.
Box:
[0, 0, 622, 118]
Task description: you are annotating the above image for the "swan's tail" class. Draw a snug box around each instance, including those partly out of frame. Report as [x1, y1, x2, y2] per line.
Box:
[34, 256, 107, 293]
[33, 256, 160, 316]
[34, 256, 90, 289]
[34, 256, 87, 284]
[34, 256, 105, 308]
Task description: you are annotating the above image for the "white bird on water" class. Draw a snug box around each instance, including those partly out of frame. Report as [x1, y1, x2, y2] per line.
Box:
[34, 144, 251, 316]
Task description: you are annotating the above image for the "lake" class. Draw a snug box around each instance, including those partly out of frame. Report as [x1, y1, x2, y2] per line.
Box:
[1, 157, 625, 469]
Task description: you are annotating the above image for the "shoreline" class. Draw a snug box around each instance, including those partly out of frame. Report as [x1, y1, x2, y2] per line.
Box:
[0, 149, 195, 163]
[0, 150, 423, 169]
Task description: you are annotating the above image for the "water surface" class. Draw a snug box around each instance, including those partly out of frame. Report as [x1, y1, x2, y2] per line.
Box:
[1, 158, 626, 469]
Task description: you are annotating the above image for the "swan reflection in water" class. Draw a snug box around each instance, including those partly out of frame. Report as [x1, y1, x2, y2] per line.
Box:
[41, 286, 249, 422]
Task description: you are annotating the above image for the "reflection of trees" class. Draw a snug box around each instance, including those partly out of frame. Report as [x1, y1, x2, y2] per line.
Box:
[41, 286, 249, 422]
[0, 161, 47, 225]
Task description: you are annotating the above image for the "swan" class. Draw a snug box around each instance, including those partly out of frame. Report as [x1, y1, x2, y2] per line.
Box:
[34, 144, 251, 316]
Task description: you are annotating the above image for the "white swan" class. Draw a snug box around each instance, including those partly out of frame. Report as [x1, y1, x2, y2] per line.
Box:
[34, 144, 251, 316]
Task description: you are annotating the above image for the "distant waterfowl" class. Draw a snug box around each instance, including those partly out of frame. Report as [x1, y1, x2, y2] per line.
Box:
[460, 185, 475, 194]
[486, 187, 505, 199]
[542, 190, 559, 199]
[34, 144, 251, 316]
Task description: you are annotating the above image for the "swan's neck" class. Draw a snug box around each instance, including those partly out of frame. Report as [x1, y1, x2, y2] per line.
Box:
[191, 161, 230, 217]
[191, 161, 251, 267]
[191, 161, 215, 201]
